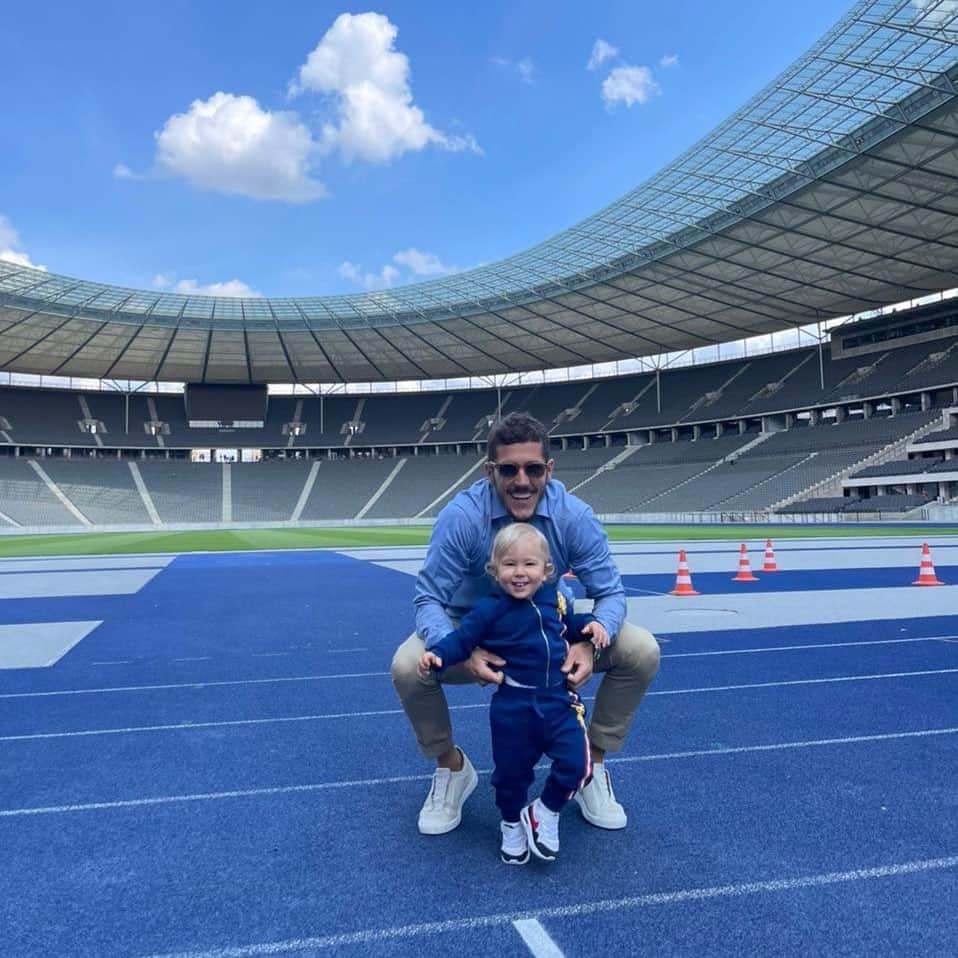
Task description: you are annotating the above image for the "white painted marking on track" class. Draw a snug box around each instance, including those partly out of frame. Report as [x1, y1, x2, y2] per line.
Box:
[2, 727, 954, 817]
[133, 855, 958, 957]
[513, 919, 565, 958]
[663, 636, 957, 657]
[0, 621, 102, 669]
[173, 657, 212, 662]
[0, 568, 161, 599]
[91, 661, 132, 667]
[0, 556, 174, 573]
[0, 670, 389, 699]
[1, 664, 955, 704]
[651, 667, 958, 696]
[629, 586, 958, 634]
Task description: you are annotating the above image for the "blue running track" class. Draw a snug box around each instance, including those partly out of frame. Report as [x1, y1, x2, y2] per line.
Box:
[0, 545, 955, 957]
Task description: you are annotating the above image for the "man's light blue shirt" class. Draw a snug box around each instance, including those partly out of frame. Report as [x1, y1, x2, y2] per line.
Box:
[414, 477, 627, 647]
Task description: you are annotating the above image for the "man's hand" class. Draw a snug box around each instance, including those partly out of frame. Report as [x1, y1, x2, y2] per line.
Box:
[581, 620, 610, 650]
[465, 646, 506, 686]
[561, 641, 595, 689]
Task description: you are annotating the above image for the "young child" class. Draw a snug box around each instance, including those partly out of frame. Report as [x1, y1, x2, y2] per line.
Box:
[418, 522, 609, 864]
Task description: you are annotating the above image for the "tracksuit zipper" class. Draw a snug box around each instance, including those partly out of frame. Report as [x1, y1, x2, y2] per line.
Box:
[531, 599, 550, 686]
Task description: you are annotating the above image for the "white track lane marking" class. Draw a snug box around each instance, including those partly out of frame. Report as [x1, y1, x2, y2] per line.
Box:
[0, 671, 389, 699]
[5, 668, 958, 742]
[135, 856, 958, 957]
[663, 636, 956, 657]
[2, 637, 957, 700]
[649, 668, 958, 696]
[3, 669, 957, 741]
[1, 727, 954, 817]
[513, 919, 566, 958]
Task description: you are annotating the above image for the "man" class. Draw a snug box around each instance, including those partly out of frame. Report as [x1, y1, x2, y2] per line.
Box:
[391, 411, 660, 835]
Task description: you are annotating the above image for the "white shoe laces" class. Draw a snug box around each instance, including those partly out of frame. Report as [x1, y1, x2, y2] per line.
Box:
[426, 767, 451, 810]
[594, 766, 618, 805]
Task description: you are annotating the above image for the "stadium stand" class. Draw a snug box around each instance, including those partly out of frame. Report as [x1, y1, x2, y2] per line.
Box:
[137, 461, 223, 524]
[298, 456, 398, 520]
[40, 459, 151, 526]
[913, 425, 958, 444]
[0, 458, 83, 526]
[230, 461, 312, 522]
[777, 494, 930, 515]
[1, 306, 956, 526]
[363, 453, 485, 519]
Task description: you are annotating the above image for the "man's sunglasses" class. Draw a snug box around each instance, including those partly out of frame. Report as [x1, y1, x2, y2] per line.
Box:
[488, 460, 549, 479]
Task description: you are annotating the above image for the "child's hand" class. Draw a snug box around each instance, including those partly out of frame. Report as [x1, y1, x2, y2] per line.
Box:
[417, 650, 443, 679]
[582, 621, 610, 651]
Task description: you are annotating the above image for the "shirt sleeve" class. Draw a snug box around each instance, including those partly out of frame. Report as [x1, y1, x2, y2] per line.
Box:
[414, 503, 479, 647]
[564, 500, 627, 641]
[428, 599, 497, 669]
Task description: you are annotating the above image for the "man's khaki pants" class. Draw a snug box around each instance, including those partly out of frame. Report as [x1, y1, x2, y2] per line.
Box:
[391, 621, 660, 758]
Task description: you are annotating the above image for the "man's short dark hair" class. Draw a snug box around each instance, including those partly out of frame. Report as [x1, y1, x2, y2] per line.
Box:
[486, 412, 549, 461]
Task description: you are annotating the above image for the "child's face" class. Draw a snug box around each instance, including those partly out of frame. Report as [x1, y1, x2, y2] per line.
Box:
[494, 538, 549, 600]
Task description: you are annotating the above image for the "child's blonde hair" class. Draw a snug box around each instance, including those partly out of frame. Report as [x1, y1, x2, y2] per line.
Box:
[486, 523, 555, 579]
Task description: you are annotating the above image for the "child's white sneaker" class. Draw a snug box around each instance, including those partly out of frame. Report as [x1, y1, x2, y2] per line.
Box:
[520, 798, 559, 861]
[500, 820, 529, 865]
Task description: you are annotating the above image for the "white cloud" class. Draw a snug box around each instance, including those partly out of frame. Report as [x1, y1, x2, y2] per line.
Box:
[588, 39, 619, 71]
[393, 248, 455, 276]
[292, 12, 480, 163]
[113, 163, 147, 181]
[493, 55, 537, 86]
[0, 249, 46, 270]
[659, 53, 679, 68]
[340, 247, 458, 289]
[602, 65, 661, 107]
[154, 91, 325, 203]
[338, 260, 400, 290]
[0, 215, 47, 271]
[173, 277, 262, 298]
[338, 261, 361, 283]
[153, 272, 260, 297]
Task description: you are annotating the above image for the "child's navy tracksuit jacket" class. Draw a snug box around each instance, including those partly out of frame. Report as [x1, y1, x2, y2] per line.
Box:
[429, 583, 596, 820]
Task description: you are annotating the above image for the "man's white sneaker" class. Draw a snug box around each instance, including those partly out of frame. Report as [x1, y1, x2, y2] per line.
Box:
[500, 821, 529, 865]
[520, 798, 560, 861]
[417, 748, 478, 835]
[574, 762, 627, 829]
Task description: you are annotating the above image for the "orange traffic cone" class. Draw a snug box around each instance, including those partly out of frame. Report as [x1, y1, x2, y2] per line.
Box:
[762, 538, 779, 572]
[912, 542, 944, 586]
[670, 549, 700, 596]
[732, 543, 759, 582]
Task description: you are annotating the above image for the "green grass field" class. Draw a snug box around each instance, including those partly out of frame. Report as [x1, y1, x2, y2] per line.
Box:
[0, 522, 954, 557]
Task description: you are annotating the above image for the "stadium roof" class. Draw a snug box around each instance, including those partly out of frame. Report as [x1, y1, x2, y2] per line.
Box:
[1, 0, 957, 385]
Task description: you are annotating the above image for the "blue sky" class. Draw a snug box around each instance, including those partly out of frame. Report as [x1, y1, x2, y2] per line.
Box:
[0, 0, 857, 299]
